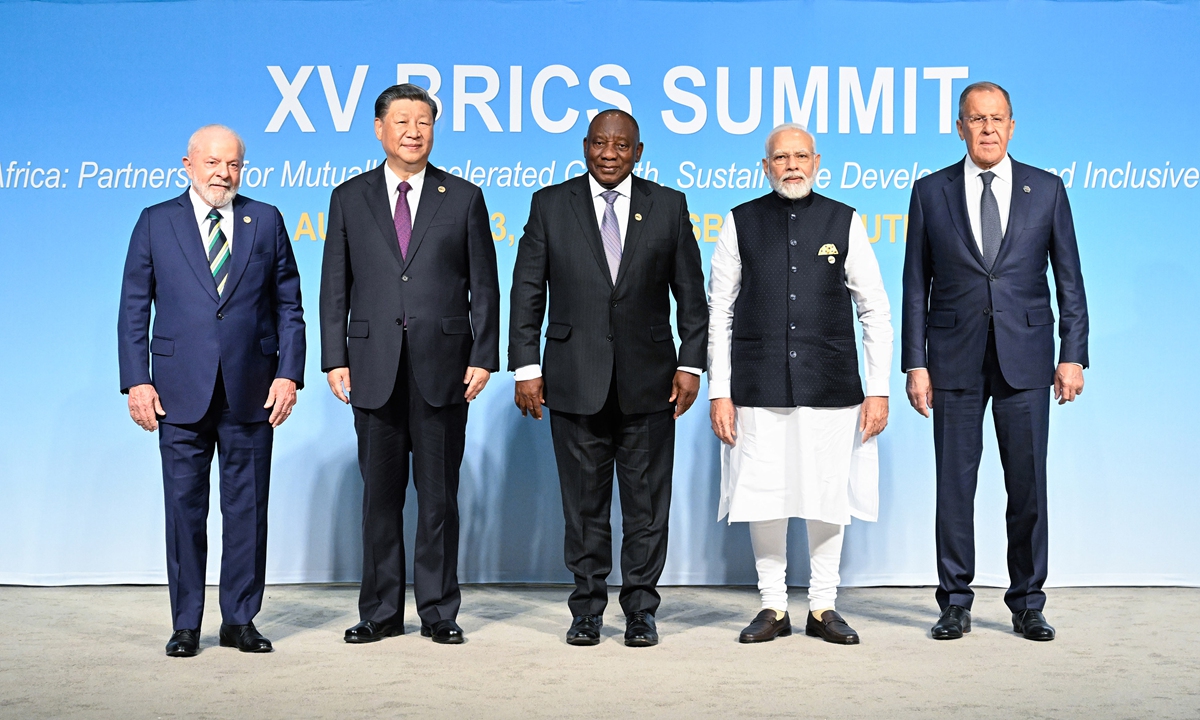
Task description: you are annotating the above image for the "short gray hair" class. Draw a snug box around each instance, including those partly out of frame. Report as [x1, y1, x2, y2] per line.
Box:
[186, 124, 245, 159]
[764, 123, 816, 158]
[957, 82, 1013, 119]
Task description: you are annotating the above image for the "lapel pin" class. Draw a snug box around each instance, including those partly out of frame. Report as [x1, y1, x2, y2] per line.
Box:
[1023, 185, 1031, 193]
[438, 186, 446, 193]
[634, 213, 642, 221]
[242, 216, 251, 223]
[828, 256, 836, 264]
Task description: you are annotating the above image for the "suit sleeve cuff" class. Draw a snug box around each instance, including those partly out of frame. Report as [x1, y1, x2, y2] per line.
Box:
[513, 364, 542, 381]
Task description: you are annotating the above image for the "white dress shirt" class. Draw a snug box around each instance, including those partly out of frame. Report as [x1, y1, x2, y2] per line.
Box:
[383, 162, 427, 226]
[188, 186, 233, 255]
[514, 172, 701, 381]
[707, 211, 893, 399]
[963, 153, 1012, 254]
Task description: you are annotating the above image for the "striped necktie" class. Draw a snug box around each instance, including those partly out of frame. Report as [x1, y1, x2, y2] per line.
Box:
[206, 208, 231, 297]
[599, 190, 622, 283]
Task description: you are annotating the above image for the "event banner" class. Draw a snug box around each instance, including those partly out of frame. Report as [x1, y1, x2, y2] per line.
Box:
[1, 0, 1197, 587]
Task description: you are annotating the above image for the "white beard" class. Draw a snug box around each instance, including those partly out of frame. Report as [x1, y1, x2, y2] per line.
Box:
[193, 180, 238, 207]
[770, 172, 814, 200]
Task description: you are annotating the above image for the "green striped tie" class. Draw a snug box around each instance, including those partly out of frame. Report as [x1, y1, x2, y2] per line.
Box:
[206, 208, 231, 297]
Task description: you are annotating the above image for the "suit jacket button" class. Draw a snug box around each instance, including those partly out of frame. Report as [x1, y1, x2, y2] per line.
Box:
[789, 350, 797, 358]
[791, 266, 797, 273]
[396, 318, 403, 325]
[401, 275, 409, 282]
[989, 274, 997, 281]
[790, 239, 797, 246]
[606, 334, 613, 342]
[611, 301, 618, 308]
[984, 307, 992, 315]
[789, 294, 796, 300]
[216, 312, 224, 320]
[789, 322, 796, 330]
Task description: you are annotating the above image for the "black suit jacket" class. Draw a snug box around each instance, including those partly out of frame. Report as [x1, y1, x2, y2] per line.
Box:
[901, 156, 1089, 390]
[320, 164, 500, 409]
[509, 174, 707, 415]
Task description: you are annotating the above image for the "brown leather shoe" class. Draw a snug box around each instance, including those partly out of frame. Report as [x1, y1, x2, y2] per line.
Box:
[739, 609, 792, 643]
[805, 610, 860, 645]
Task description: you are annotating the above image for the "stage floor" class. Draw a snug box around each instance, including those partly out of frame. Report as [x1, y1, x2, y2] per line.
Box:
[0, 584, 1196, 718]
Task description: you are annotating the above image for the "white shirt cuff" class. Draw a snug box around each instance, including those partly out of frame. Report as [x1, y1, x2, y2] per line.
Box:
[677, 366, 702, 376]
[513, 364, 542, 381]
[708, 379, 731, 400]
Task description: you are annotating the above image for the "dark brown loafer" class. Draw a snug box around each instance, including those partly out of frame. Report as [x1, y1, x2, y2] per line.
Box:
[739, 609, 792, 643]
[805, 610, 860, 645]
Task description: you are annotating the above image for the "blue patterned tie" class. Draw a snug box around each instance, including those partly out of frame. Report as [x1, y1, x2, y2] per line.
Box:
[979, 171, 1002, 269]
[206, 208, 231, 297]
[599, 190, 622, 283]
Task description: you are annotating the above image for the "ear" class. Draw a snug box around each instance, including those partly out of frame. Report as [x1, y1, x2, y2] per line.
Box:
[634, 142, 644, 163]
[374, 117, 384, 142]
[956, 118, 965, 141]
[813, 153, 822, 175]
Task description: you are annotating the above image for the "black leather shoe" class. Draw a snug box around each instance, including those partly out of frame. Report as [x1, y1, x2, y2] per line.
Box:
[932, 605, 971, 640]
[219, 622, 273, 653]
[805, 610, 860, 645]
[344, 620, 403, 644]
[1012, 609, 1055, 641]
[165, 628, 199, 657]
[624, 611, 658, 647]
[739, 609, 792, 643]
[420, 619, 465, 644]
[566, 615, 603, 646]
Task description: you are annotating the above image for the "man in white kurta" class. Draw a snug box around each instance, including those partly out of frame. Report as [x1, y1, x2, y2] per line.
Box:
[708, 124, 893, 644]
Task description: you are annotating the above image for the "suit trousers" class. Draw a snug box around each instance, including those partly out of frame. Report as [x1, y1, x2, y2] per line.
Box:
[932, 328, 1050, 613]
[353, 331, 467, 627]
[549, 375, 675, 618]
[158, 371, 273, 630]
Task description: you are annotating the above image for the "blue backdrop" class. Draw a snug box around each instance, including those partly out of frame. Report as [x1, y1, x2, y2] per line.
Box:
[2, 0, 1197, 589]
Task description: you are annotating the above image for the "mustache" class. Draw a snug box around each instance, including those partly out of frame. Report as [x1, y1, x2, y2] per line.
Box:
[779, 171, 808, 183]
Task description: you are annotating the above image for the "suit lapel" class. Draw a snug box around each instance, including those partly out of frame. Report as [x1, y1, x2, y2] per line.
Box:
[403, 165, 447, 272]
[613, 178, 653, 290]
[994, 157, 1030, 268]
[169, 192, 220, 302]
[363, 165, 404, 269]
[569, 176, 614, 287]
[218, 195, 258, 306]
[942, 159, 987, 269]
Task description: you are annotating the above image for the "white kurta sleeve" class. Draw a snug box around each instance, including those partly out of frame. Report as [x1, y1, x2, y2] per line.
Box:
[707, 212, 741, 400]
[844, 214, 893, 397]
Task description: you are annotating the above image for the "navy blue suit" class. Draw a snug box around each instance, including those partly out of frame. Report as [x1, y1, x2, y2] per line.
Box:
[118, 191, 305, 630]
[902, 157, 1088, 613]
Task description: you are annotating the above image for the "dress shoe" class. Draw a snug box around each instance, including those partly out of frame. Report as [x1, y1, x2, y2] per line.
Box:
[805, 610, 860, 645]
[344, 620, 403, 644]
[931, 605, 971, 640]
[165, 628, 199, 657]
[624, 611, 658, 647]
[219, 622, 273, 653]
[566, 614, 603, 646]
[739, 609, 792, 643]
[420, 619, 465, 644]
[1012, 609, 1056, 641]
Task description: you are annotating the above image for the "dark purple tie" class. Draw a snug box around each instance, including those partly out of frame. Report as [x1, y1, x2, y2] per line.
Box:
[394, 180, 412, 259]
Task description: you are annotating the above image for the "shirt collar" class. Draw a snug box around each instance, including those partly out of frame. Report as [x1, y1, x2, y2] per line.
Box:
[189, 186, 233, 223]
[588, 172, 633, 200]
[384, 162, 427, 198]
[963, 153, 1012, 185]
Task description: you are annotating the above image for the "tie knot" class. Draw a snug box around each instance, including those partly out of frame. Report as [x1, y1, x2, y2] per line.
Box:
[398, 181, 411, 195]
[980, 171, 996, 187]
[601, 189, 619, 206]
[207, 209, 221, 221]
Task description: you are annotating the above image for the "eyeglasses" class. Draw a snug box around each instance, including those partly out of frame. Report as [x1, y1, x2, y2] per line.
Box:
[769, 152, 814, 165]
[963, 115, 1011, 128]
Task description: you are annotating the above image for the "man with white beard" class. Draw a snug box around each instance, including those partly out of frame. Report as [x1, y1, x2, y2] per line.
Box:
[707, 124, 892, 644]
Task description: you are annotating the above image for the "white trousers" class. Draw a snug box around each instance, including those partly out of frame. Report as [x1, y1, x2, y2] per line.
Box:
[748, 518, 844, 613]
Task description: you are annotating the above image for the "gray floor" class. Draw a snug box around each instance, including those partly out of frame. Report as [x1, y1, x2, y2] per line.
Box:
[0, 584, 1196, 719]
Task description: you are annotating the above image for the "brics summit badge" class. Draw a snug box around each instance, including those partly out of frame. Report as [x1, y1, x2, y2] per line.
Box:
[817, 243, 839, 264]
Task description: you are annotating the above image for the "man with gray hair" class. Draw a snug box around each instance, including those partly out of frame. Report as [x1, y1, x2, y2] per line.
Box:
[118, 124, 306, 656]
[708, 123, 892, 644]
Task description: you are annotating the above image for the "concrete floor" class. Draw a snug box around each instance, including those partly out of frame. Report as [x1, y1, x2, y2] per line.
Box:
[0, 584, 1196, 719]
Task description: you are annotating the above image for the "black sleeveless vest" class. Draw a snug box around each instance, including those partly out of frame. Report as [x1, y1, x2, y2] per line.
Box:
[729, 191, 864, 408]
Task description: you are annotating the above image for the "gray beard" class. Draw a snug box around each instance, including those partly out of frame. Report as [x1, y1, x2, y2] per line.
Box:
[770, 174, 814, 200]
[194, 181, 238, 207]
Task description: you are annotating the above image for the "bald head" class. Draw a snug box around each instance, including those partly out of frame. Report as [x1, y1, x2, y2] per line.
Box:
[187, 124, 244, 161]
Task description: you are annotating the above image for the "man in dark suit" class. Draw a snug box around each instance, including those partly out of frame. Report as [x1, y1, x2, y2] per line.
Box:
[118, 124, 306, 657]
[320, 84, 499, 645]
[902, 82, 1089, 642]
[509, 110, 707, 647]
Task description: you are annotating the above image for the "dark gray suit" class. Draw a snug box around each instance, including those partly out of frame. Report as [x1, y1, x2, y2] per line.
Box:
[509, 173, 706, 617]
[321, 163, 499, 627]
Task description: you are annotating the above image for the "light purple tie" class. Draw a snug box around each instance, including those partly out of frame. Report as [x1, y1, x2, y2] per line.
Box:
[395, 180, 412, 259]
[599, 190, 622, 282]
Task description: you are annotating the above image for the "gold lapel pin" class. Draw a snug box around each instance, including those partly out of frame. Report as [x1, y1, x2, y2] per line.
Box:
[242, 216, 251, 223]
[438, 186, 446, 193]
[1023, 185, 1031, 193]
[634, 213, 642, 221]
